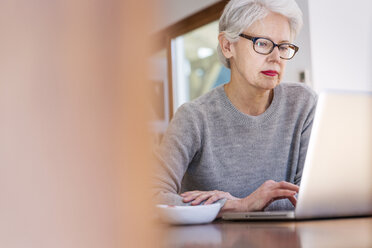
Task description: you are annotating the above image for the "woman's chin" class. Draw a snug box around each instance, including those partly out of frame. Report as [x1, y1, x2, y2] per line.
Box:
[257, 80, 280, 91]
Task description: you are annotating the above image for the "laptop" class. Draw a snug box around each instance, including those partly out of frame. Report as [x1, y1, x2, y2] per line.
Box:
[222, 90, 372, 220]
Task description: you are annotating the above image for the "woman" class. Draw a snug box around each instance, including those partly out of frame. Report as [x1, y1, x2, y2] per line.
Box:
[154, 0, 317, 214]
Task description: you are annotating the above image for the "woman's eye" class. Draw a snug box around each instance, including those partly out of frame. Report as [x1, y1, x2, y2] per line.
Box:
[256, 41, 268, 47]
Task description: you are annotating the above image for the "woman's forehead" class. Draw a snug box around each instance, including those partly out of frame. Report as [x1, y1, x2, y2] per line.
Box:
[243, 13, 291, 41]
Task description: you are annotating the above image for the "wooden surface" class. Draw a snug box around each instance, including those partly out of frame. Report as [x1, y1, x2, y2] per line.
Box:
[159, 217, 372, 248]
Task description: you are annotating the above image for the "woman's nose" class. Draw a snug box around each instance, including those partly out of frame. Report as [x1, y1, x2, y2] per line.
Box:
[268, 46, 281, 61]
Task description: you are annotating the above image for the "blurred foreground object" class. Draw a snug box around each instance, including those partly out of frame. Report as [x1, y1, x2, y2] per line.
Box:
[0, 0, 157, 247]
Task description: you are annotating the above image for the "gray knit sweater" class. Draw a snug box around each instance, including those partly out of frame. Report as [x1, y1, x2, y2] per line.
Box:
[154, 82, 317, 210]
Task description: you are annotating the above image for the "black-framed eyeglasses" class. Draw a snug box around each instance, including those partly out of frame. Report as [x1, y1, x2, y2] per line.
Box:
[239, 33, 299, 60]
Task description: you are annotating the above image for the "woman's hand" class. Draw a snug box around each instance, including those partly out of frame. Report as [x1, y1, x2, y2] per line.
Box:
[224, 180, 299, 212]
[181, 190, 239, 206]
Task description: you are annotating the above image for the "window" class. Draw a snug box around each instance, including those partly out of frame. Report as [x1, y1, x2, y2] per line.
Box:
[171, 20, 230, 111]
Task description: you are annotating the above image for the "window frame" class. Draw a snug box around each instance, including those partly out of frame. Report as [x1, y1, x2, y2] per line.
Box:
[151, 1, 228, 119]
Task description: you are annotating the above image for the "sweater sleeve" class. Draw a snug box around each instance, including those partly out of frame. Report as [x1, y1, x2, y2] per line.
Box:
[152, 104, 202, 205]
[294, 95, 318, 186]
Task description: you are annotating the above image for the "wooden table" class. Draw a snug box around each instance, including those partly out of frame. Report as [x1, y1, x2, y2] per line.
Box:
[159, 217, 372, 247]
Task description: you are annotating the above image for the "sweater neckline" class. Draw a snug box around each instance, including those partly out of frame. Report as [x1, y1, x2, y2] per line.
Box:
[217, 83, 282, 125]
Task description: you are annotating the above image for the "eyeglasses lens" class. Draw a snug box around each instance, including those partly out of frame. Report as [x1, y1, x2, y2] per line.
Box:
[254, 38, 296, 59]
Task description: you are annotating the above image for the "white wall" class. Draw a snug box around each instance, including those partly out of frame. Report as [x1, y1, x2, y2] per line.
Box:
[308, 0, 372, 92]
[282, 0, 313, 85]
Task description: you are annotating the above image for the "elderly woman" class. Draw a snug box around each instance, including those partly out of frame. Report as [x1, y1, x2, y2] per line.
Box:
[154, 0, 317, 214]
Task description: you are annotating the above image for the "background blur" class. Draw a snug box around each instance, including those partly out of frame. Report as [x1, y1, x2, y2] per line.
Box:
[0, 0, 157, 247]
[0, 0, 371, 247]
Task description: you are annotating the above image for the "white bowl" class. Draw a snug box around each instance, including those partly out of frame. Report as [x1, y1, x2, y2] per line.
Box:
[156, 203, 222, 225]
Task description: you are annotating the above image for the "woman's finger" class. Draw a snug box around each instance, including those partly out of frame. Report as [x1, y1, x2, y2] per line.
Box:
[180, 191, 199, 197]
[190, 192, 214, 205]
[182, 190, 236, 205]
[267, 189, 296, 202]
[182, 192, 203, 202]
[276, 181, 300, 192]
[261, 180, 299, 193]
[288, 195, 297, 207]
[204, 193, 224, 205]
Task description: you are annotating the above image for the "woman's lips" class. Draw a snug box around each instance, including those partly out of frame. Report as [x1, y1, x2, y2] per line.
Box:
[261, 70, 279, 77]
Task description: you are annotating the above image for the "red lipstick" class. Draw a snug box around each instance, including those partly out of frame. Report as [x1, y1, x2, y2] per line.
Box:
[261, 70, 278, 77]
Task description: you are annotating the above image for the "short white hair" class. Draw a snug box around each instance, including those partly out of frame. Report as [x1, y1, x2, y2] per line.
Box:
[217, 0, 303, 68]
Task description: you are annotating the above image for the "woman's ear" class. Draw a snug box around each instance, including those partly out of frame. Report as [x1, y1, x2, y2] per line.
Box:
[218, 32, 233, 59]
